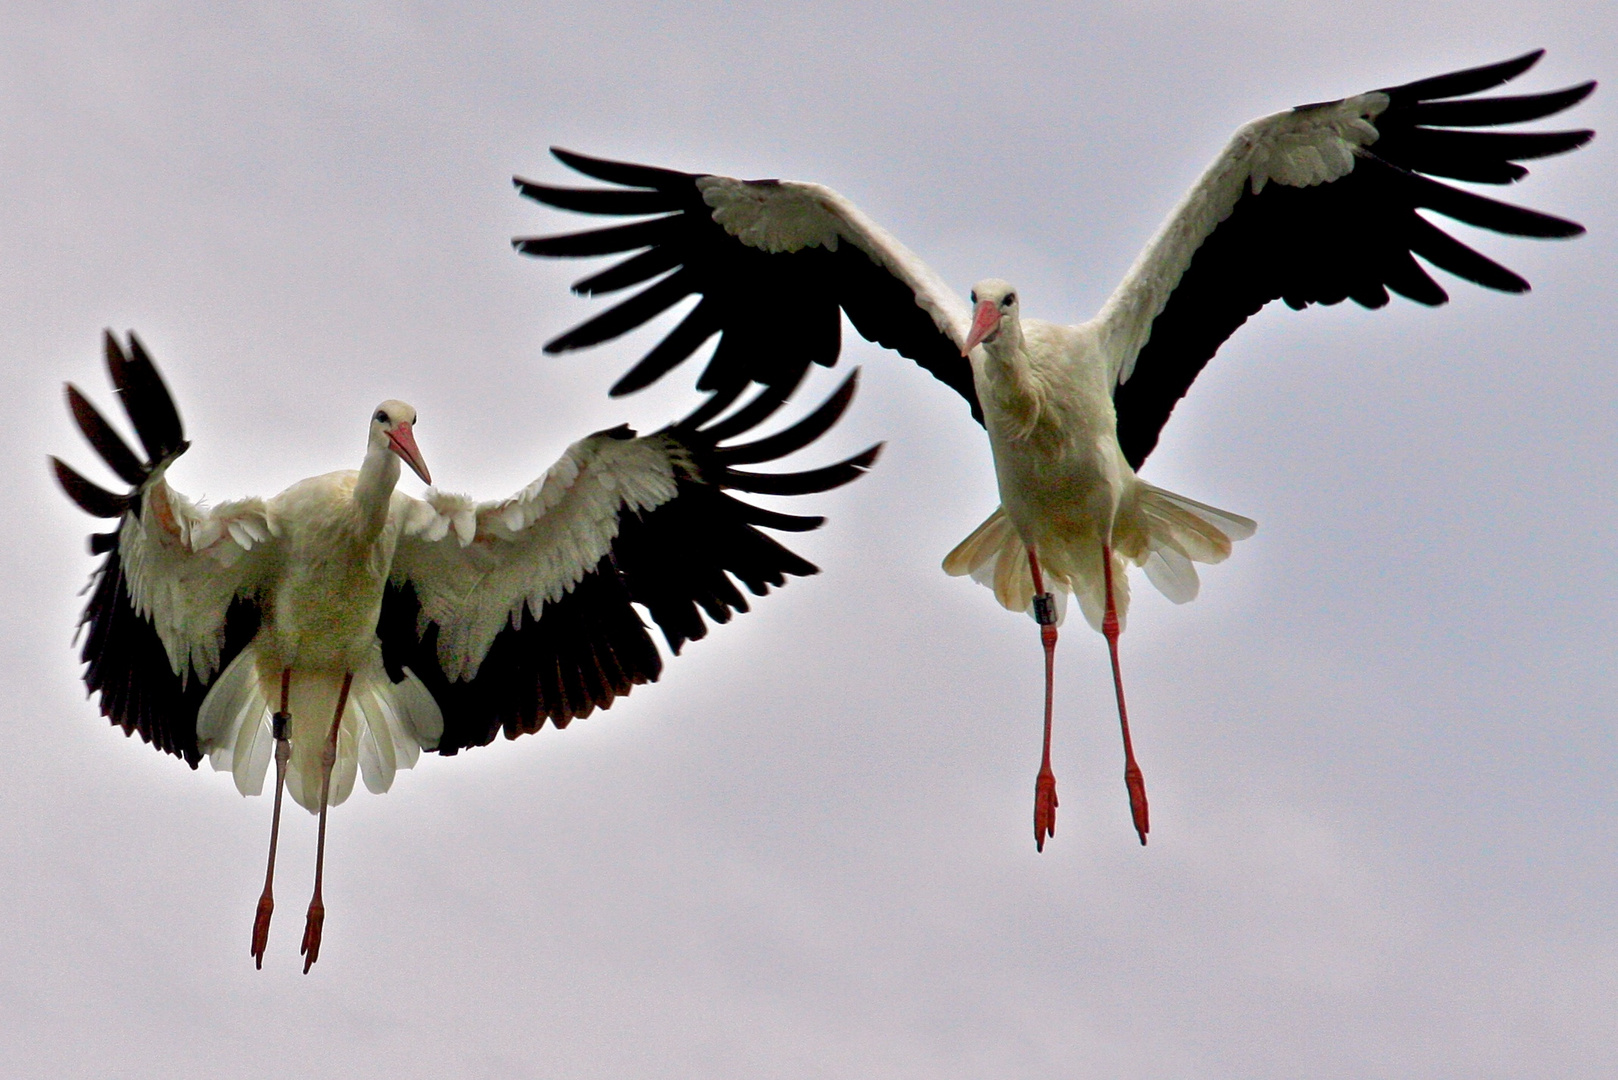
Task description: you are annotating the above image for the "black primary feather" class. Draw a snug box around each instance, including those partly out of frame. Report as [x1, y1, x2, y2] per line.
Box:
[104, 331, 186, 466]
[66, 385, 146, 486]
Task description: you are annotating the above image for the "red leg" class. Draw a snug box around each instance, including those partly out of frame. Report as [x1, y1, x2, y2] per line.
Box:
[1028, 548, 1059, 852]
[301, 672, 352, 973]
[1102, 545, 1148, 845]
[251, 669, 293, 968]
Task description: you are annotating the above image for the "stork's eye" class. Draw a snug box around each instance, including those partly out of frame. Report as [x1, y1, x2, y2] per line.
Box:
[1003, 293, 1016, 307]
[374, 410, 388, 424]
[969, 291, 978, 304]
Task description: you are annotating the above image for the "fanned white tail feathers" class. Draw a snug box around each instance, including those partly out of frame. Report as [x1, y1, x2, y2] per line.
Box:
[196, 645, 444, 813]
[943, 481, 1254, 632]
[1133, 485, 1255, 604]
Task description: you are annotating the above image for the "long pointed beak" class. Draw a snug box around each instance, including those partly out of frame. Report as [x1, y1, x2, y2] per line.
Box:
[387, 421, 432, 485]
[962, 300, 1002, 356]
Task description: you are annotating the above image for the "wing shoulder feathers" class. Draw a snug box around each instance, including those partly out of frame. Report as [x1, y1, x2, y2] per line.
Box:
[696, 177, 850, 254]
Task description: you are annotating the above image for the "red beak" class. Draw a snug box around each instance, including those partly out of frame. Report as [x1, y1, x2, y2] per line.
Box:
[962, 300, 1002, 355]
[387, 421, 432, 485]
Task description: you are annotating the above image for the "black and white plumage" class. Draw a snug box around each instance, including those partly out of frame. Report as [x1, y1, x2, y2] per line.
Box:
[511, 52, 1593, 849]
[54, 331, 877, 966]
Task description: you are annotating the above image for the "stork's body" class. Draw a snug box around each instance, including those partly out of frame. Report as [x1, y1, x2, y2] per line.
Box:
[976, 316, 1123, 582]
[249, 466, 418, 812]
[263, 470, 404, 673]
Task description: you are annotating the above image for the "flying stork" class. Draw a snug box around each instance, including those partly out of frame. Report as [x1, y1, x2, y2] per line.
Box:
[54, 331, 878, 969]
[510, 51, 1595, 849]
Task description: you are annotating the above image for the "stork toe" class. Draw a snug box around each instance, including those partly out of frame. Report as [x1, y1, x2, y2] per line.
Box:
[1034, 767, 1058, 852]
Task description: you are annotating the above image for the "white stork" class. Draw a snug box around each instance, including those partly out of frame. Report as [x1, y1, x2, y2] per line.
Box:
[53, 332, 878, 970]
[511, 51, 1595, 849]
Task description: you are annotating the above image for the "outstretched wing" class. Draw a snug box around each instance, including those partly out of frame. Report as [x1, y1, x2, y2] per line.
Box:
[513, 151, 983, 425]
[1098, 50, 1594, 469]
[383, 371, 881, 754]
[53, 332, 272, 766]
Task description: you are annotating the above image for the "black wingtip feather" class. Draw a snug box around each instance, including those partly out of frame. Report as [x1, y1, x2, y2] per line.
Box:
[66, 384, 147, 486]
[513, 180, 682, 216]
[686, 374, 803, 445]
[572, 247, 684, 297]
[515, 216, 679, 260]
[547, 269, 697, 358]
[104, 331, 185, 465]
[734, 504, 826, 532]
[1403, 170, 1585, 238]
[714, 370, 860, 466]
[1406, 215, 1532, 293]
[602, 299, 721, 394]
[1384, 50, 1544, 102]
[1407, 82, 1596, 128]
[720, 443, 882, 496]
[52, 457, 132, 518]
[550, 148, 697, 190]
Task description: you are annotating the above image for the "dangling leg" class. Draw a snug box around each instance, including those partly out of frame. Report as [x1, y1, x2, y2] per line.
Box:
[250, 669, 293, 968]
[1101, 545, 1148, 845]
[1028, 548, 1059, 852]
[301, 672, 353, 973]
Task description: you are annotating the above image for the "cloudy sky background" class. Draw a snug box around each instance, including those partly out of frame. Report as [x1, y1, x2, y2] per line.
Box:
[2, 3, 1614, 1077]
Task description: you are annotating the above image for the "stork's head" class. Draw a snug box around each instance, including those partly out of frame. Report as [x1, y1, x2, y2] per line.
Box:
[371, 400, 431, 485]
[962, 279, 1020, 355]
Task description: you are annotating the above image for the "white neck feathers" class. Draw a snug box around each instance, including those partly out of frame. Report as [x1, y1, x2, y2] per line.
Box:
[353, 439, 402, 531]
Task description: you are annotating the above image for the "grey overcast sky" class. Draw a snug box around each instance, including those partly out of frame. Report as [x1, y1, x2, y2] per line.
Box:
[3, 3, 1614, 1078]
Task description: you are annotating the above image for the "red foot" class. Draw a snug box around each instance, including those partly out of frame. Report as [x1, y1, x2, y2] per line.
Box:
[1124, 761, 1149, 846]
[1034, 767, 1059, 852]
[251, 893, 274, 969]
[300, 900, 325, 973]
